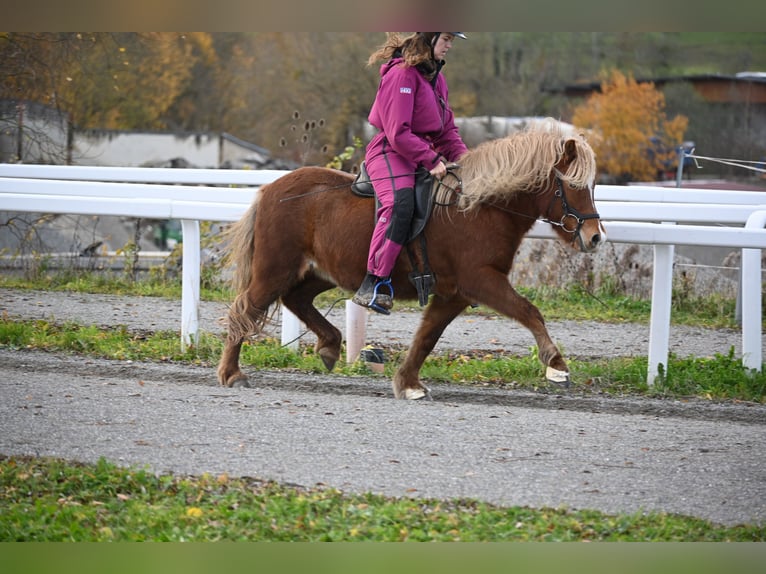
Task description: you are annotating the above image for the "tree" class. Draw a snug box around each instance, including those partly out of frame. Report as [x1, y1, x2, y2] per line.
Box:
[571, 69, 688, 182]
[0, 33, 201, 130]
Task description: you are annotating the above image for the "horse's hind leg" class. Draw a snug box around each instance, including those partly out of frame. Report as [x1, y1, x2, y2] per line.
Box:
[217, 287, 278, 388]
[394, 295, 469, 400]
[281, 276, 343, 371]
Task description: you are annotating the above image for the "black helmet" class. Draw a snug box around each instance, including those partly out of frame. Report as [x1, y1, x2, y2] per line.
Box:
[419, 32, 468, 44]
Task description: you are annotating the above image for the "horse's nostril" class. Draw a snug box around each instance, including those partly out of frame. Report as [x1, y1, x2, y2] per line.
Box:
[591, 233, 601, 246]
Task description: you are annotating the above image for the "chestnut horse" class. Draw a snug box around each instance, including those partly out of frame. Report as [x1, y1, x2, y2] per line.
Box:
[217, 122, 605, 400]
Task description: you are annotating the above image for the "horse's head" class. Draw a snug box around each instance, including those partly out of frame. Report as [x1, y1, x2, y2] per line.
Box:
[545, 138, 606, 253]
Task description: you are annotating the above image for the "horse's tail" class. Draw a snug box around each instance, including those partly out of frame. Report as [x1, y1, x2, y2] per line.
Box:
[222, 193, 269, 340]
[222, 195, 257, 294]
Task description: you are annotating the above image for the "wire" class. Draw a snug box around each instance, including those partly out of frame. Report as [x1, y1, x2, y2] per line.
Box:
[685, 153, 766, 174]
[278, 296, 349, 348]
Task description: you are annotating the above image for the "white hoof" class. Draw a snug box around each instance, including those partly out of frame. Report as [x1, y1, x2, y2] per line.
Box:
[404, 387, 430, 400]
[545, 367, 571, 387]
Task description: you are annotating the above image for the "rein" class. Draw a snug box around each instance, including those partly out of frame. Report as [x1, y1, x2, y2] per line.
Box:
[275, 167, 600, 250]
[486, 176, 600, 248]
[279, 164, 464, 203]
[278, 170, 423, 202]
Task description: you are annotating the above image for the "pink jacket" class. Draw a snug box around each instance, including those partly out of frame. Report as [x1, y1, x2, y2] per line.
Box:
[366, 57, 467, 174]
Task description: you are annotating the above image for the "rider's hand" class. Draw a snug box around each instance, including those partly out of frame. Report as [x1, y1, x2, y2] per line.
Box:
[429, 160, 447, 180]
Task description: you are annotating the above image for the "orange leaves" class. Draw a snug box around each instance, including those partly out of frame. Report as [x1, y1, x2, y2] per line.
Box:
[572, 69, 689, 182]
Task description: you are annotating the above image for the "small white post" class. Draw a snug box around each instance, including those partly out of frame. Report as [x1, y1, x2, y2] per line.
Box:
[180, 219, 200, 350]
[647, 242, 674, 385]
[742, 210, 766, 371]
[345, 300, 368, 363]
[281, 307, 301, 351]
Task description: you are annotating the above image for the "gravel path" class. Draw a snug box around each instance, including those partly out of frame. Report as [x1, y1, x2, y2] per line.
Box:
[1, 288, 765, 527]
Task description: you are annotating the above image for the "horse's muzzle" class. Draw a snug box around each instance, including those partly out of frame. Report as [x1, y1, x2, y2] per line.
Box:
[578, 222, 606, 252]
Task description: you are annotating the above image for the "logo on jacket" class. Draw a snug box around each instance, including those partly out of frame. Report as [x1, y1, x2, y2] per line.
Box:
[399, 87, 412, 94]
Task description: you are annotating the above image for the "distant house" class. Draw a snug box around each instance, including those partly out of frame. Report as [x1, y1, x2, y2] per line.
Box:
[0, 98, 288, 169]
[553, 73, 766, 140]
[71, 129, 276, 168]
[554, 72, 766, 106]
[0, 100, 70, 164]
[549, 73, 766, 178]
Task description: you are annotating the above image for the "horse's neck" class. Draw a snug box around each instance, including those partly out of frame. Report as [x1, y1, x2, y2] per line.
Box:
[501, 189, 548, 223]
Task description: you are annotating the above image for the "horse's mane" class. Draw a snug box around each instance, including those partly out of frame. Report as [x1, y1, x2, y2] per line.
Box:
[447, 119, 596, 212]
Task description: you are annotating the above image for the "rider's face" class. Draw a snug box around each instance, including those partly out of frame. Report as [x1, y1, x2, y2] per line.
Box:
[433, 33, 455, 61]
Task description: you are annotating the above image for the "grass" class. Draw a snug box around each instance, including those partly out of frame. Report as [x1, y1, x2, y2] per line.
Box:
[1, 316, 764, 403]
[1, 272, 764, 402]
[1, 455, 763, 542]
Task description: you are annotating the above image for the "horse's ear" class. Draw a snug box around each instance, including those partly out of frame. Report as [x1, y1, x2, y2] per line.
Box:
[563, 139, 578, 165]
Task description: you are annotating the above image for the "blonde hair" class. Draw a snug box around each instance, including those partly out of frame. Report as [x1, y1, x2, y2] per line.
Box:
[442, 119, 597, 213]
[367, 32, 435, 69]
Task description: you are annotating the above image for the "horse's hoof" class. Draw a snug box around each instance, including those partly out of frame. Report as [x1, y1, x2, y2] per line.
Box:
[545, 366, 571, 388]
[404, 387, 431, 401]
[318, 349, 338, 372]
[223, 374, 250, 388]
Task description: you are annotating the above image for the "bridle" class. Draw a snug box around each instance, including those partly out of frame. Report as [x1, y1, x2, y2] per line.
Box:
[543, 175, 601, 249]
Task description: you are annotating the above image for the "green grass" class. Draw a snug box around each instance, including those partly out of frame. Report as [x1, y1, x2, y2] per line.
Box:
[0, 270, 232, 303]
[1, 456, 763, 542]
[1, 317, 764, 403]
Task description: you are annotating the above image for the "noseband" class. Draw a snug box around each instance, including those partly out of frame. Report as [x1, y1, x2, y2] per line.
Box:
[544, 176, 601, 248]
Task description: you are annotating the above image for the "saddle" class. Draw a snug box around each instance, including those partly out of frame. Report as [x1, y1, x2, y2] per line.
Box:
[351, 162, 438, 306]
[351, 161, 435, 241]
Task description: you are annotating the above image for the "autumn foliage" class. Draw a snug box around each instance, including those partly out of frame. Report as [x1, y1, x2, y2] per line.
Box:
[571, 70, 688, 182]
[0, 33, 209, 130]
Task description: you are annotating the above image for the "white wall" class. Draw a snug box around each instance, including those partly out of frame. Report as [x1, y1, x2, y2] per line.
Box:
[0, 101, 69, 164]
[71, 131, 222, 167]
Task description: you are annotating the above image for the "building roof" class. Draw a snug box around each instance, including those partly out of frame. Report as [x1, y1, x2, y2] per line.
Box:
[552, 73, 766, 104]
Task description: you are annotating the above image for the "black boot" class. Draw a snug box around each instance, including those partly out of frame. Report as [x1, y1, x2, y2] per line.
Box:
[352, 273, 394, 315]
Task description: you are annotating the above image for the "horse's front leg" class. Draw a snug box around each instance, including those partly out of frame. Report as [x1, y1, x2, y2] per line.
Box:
[394, 295, 469, 400]
[463, 269, 571, 386]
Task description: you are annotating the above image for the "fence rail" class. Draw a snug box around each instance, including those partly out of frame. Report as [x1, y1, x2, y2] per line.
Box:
[1, 163, 764, 385]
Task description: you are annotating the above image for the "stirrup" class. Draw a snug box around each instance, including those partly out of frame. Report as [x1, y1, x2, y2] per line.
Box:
[408, 271, 434, 307]
[368, 278, 394, 315]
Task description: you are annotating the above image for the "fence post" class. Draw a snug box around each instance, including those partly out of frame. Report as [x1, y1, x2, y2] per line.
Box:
[180, 219, 200, 350]
[648, 241, 674, 385]
[647, 147, 686, 384]
[345, 300, 368, 363]
[742, 210, 766, 371]
[281, 307, 301, 351]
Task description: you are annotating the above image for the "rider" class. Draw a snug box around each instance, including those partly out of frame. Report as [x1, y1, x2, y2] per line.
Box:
[352, 32, 469, 314]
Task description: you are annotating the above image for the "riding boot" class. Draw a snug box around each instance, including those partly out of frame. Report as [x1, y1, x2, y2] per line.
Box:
[352, 273, 394, 315]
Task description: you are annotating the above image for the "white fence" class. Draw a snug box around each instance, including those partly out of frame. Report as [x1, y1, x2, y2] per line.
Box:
[1, 163, 765, 385]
